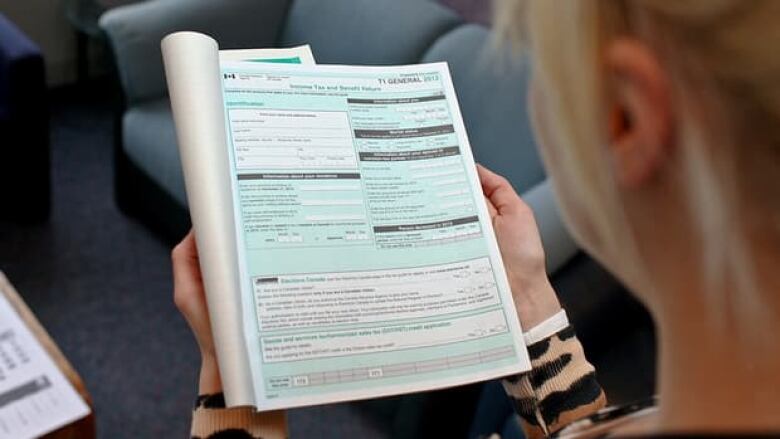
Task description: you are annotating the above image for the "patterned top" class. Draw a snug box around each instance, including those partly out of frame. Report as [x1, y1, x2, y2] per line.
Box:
[190, 325, 610, 439]
[502, 325, 606, 438]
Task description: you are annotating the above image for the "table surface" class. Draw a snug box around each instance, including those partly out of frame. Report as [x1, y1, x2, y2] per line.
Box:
[0, 272, 96, 439]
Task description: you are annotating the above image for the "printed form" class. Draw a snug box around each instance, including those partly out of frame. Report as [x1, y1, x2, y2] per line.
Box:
[0, 293, 90, 439]
[221, 62, 529, 408]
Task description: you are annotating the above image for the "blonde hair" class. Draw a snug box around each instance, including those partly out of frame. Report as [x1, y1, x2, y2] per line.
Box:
[495, 1, 780, 330]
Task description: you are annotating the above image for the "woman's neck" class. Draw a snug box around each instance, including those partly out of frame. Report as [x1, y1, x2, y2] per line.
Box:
[654, 278, 780, 432]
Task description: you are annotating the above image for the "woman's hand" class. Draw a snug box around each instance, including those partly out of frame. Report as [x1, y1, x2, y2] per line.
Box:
[172, 230, 223, 394]
[477, 164, 561, 329]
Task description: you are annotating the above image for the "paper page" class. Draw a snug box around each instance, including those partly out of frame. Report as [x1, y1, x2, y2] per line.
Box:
[0, 293, 90, 439]
[162, 32, 255, 406]
[220, 61, 531, 410]
[162, 34, 318, 407]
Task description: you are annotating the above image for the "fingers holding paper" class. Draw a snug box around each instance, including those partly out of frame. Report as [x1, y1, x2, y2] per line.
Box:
[172, 230, 222, 394]
[476, 164, 561, 329]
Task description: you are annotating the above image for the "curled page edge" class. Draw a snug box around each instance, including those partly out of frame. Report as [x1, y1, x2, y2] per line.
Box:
[161, 31, 254, 407]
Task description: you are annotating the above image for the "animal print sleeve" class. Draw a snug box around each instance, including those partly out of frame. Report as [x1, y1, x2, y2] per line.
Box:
[502, 326, 607, 439]
[190, 393, 288, 439]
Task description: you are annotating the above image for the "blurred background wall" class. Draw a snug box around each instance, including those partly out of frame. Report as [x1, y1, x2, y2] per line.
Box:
[0, 0, 78, 85]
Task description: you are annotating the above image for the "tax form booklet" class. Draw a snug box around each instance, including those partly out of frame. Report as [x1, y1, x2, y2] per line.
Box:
[161, 32, 530, 410]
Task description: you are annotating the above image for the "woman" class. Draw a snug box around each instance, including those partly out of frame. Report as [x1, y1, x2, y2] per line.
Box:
[173, 0, 780, 437]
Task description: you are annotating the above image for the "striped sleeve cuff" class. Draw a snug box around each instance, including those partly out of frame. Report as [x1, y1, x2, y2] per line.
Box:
[523, 309, 569, 346]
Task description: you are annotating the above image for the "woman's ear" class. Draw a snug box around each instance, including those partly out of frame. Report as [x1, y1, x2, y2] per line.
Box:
[605, 38, 674, 188]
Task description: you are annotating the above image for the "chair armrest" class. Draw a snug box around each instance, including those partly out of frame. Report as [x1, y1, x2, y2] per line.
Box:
[521, 178, 579, 274]
[99, 0, 291, 105]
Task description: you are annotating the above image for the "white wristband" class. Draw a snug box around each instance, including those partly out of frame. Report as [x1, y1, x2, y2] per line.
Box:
[523, 309, 569, 346]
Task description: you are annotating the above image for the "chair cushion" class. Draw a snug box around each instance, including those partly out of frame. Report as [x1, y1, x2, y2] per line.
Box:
[523, 180, 578, 273]
[421, 24, 544, 193]
[101, 0, 290, 104]
[122, 99, 187, 206]
[280, 0, 462, 65]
